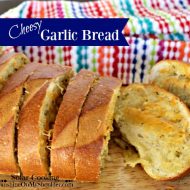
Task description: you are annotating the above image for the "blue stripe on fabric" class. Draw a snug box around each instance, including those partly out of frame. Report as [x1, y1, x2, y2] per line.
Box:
[132, 38, 139, 82]
[84, 46, 89, 69]
[140, 38, 147, 82]
[71, 1, 78, 18]
[179, 0, 186, 9]
[79, 4, 87, 18]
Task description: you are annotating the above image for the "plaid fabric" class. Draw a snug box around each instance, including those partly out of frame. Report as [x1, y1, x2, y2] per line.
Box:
[1, 0, 190, 84]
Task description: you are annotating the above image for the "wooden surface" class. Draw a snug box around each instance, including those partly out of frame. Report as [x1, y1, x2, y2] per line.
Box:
[0, 142, 189, 190]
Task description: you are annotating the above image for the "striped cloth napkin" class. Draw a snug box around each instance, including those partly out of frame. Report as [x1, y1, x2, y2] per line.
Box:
[1, 0, 190, 84]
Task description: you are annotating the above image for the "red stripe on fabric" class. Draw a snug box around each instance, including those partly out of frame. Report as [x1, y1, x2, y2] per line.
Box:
[46, 2, 51, 18]
[178, 42, 186, 61]
[98, 46, 105, 76]
[165, 41, 171, 60]
[113, 46, 119, 78]
[157, 40, 165, 61]
[63, 46, 72, 67]
[134, 0, 169, 34]
[51, 2, 56, 18]
[27, 1, 33, 18]
[93, 2, 103, 17]
[106, 46, 111, 76]
[45, 46, 50, 64]
[38, 46, 42, 63]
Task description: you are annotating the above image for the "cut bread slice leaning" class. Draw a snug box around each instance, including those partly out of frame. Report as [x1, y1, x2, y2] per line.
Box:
[18, 65, 73, 176]
[75, 76, 122, 182]
[0, 53, 29, 90]
[114, 83, 190, 180]
[149, 60, 190, 107]
[0, 62, 39, 175]
[51, 69, 98, 179]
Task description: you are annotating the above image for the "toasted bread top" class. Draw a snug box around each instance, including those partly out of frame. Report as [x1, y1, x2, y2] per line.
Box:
[150, 60, 190, 83]
[0, 62, 38, 97]
[77, 76, 122, 147]
[149, 60, 190, 107]
[52, 69, 98, 149]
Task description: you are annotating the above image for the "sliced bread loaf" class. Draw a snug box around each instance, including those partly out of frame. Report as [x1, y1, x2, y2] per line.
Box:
[0, 63, 39, 175]
[115, 84, 190, 180]
[18, 65, 73, 176]
[51, 70, 98, 179]
[149, 60, 190, 107]
[75, 77, 122, 182]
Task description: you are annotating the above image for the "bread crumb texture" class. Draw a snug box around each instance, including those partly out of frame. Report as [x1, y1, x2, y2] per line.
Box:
[150, 60, 190, 107]
[115, 84, 190, 180]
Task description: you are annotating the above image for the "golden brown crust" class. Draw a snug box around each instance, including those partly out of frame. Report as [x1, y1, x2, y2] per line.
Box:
[0, 62, 72, 176]
[157, 167, 190, 181]
[0, 63, 37, 175]
[0, 62, 38, 98]
[149, 60, 190, 108]
[25, 65, 73, 100]
[0, 87, 23, 174]
[156, 59, 189, 67]
[75, 137, 104, 182]
[75, 76, 122, 182]
[18, 65, 73, 176]
[18, 82, 49, 176]
[28, 64, 72, 81]
[0, 62, 67, 99]
[0, 116, 19, 174]
[77, 77, 122, 147]
[51, 69, 98, 179]
[0, 53, 29, 90]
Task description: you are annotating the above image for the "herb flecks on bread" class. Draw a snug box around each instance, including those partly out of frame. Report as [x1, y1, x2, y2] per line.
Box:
[0, 62, 37, 175]
[0, 53, 29, 90]
[75, 77, 122, 182]
[115, 84, 190, 180]
[150, 60, 190, 107]
[18, 65, 73, 176]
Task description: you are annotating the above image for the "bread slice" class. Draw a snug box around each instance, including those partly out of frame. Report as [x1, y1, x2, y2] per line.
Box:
[0, 53, 29, 90]
[149, 60, 190, 107]
[75, 76, 122, 182]
[114, 84, 190, 180]
[18, 65, 73, 176]
[0, 62, 39, 175]
[51, 70, 98, 179]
